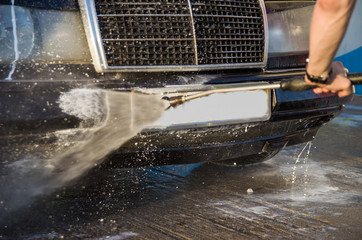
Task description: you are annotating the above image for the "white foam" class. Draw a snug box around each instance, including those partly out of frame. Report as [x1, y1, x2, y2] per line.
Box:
[58, 89, 106, 120]
[93, 232, 139, 240]
[266, 151, 361, 205]
[243, 206, 269, 215]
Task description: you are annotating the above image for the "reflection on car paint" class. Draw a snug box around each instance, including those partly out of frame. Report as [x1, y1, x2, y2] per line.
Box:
[5, 0, 17, 80]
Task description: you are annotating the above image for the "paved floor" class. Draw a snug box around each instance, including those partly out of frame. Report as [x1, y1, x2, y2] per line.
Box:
[1, 97, 361, 239]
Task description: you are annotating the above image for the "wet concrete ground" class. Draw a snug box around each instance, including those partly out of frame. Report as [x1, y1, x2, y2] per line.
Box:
[1, 96, 361, 239]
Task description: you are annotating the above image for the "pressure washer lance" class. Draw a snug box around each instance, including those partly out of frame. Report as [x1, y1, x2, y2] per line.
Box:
[169, 73, 362, 106]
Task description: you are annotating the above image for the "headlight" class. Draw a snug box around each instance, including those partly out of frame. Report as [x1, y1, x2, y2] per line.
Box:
[0, 5, 34, 60]
[0, 4, 91, 64]
[33, 9, 91, 62]
[268, 6, 312, 54]
[266, 3, 314, 69]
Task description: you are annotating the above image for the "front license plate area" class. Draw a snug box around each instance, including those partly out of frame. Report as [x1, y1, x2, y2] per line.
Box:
[149, 90, 271, 129]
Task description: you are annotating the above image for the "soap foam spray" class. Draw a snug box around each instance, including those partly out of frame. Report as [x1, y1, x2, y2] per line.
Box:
[0, 89, 167, 214]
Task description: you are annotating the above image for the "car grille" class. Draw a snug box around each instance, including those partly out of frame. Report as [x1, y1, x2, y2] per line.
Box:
[86, 0, 266, 71]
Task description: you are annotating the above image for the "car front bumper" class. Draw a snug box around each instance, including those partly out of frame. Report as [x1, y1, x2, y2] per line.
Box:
[112, 91, 351, 167]
[0, 72, 354, 167]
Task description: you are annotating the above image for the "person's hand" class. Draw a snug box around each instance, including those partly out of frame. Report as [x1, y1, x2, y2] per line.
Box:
[305, 61, 353, 98]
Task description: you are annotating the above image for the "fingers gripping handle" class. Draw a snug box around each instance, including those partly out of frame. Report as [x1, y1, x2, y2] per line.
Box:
[280, 78, 315, 92]
[280, 74, 362, 92]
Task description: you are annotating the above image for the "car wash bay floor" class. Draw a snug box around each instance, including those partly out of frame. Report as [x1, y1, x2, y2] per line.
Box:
[1, 96, 361, 240]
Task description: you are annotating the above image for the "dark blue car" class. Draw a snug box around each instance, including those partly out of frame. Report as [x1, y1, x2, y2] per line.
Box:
[0, 0, 361, 169]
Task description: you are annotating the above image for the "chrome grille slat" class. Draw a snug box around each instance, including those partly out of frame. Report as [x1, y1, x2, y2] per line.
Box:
[197, 38, 264, 40]
[80, 0, 267, 72]
[98, 14, 191, 17]
[103, 39, 194, 42]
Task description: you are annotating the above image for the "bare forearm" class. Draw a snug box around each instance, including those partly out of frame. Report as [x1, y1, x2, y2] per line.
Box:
[307, 0, 356, 76]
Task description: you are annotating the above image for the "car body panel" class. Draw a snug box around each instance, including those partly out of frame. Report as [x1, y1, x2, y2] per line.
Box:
[0, 0, 361, 167]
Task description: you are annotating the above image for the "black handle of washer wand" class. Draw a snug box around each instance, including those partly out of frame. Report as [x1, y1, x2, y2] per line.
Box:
[280, 73, 362, 92]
